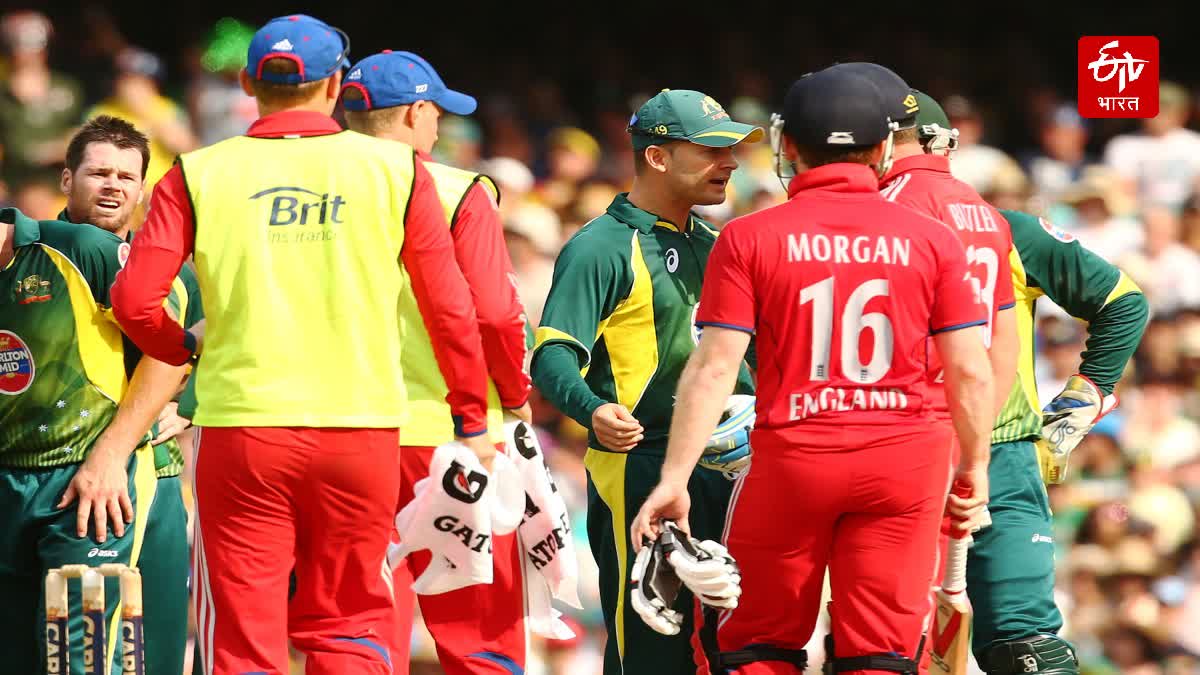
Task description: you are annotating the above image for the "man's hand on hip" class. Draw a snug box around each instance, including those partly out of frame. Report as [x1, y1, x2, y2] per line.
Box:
[57, 443, 135, 543]
[592, 403, 644, 452]
[152, 401, 191, 445]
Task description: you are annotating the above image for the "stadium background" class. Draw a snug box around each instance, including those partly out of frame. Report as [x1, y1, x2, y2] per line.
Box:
[2, 3, 1198, 674]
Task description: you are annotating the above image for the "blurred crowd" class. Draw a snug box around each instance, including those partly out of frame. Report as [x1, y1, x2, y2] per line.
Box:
[4, 7, 1200, 675]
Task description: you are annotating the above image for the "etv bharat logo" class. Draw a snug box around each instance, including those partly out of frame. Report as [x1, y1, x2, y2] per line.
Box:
[1078, 36, 1159, 119]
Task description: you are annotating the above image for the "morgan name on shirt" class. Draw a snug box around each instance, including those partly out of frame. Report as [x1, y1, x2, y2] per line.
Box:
[787, 233, 913, 266]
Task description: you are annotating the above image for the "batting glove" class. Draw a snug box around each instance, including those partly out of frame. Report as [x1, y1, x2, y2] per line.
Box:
[699, 395, 755, 479]
[1040, 374, 1117, 484]
[659, 521, 741, 610]
[630, 538, 684, 636]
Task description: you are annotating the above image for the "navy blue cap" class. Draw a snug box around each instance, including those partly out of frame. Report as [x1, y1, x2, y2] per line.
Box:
[341, 50, 476, 115]
[783, 68, 891, 148]
[246, 14, 349, 84]
[826, 62, 917, 129]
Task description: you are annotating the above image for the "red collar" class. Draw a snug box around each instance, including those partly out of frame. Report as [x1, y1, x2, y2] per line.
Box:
[787, 164, 881, 198]
[881, 154, 950, 183]
[247, 110, 343, 138]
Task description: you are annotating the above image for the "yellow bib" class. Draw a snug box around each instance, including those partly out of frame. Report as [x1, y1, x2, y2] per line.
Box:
[399, 162, 504, 445]
[182, 131, 417, 427]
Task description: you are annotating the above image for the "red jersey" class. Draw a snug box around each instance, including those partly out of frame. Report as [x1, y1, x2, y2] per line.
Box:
[697, 164, 986, 449]
[881, 154, 1016, 418]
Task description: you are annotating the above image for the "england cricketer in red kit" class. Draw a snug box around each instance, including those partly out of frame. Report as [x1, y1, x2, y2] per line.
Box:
[111, 15, 495, 675]
[879, 89, 1019, 675]
[342, 51, 532, 674]
[632, 67, 995, 675]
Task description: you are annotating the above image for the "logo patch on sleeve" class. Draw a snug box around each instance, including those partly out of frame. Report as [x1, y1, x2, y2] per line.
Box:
[117, 243, 131, 267]
[1039, 218, 1076, 242]
[0, 330, 36, 395]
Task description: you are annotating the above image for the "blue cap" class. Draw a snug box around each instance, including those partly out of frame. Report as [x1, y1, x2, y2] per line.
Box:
[340, 50, 476, 115]
[826, 62, 918, 129]
[783, 67, 891, 148]
[246, 14, 349, 84]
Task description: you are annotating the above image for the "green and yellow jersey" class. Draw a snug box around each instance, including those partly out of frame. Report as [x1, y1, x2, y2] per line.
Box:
[992, 210, 1148, 445]
[151, 262, 201, 478]
[0, 208, 196, 472]
[1, 208, 133, 467]
[531, 193, 753, 454]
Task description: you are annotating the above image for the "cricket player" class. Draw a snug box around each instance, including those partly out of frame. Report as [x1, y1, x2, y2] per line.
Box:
[341, 50, 533, 674]
[632, 66, 995, 675]
[530, 88, 760, 674]
[110, 14, 494, 674]
[0, 117, 193, 674]
[57, 115, 199, 675]
[901, 93, 1148, 675]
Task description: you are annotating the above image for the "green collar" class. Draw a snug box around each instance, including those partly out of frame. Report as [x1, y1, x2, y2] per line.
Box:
[606, 192, 694, 234]
[1, 208, 42, 248]
[58, 208, 132, 242]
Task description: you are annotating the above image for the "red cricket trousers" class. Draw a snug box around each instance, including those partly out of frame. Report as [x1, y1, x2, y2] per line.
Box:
[717, 430, 954, 675]
[388, 444, 526, 675]
[193, 427, 400, 675]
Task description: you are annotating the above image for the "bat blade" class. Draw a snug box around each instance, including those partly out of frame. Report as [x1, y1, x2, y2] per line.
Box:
[930, 484, 975, 675]
[929, 587, 971, 675]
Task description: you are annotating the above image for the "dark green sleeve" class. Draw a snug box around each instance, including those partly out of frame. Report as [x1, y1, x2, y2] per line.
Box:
[1002, 210, 1149, 394]
[531, 230, 632, 424]
[532, 344, 607, 428]
[532, 231, 632, 365]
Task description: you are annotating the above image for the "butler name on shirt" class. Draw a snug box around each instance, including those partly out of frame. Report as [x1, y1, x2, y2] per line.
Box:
[786, 233, 913, 266]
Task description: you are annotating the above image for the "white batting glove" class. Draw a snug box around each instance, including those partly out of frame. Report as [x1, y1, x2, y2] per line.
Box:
[659, 521, 741, 610]
[629, 540, 684, 635]
[1040, 374, 1117, 483]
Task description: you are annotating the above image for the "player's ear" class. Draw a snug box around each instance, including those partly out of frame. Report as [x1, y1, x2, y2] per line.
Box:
[325, 71, 343, 101]
[239, 69, 255, 97]
[644, 145, 670, 174]
[782, 135, 800, 164]
[60, 167, 72, 196]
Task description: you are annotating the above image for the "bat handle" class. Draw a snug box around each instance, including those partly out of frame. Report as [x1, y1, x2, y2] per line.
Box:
[942, 534, 969, 594]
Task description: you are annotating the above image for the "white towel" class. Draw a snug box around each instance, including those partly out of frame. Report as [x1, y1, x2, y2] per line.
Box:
[506, 421, 583, 637]
[389, 442, 523, 595]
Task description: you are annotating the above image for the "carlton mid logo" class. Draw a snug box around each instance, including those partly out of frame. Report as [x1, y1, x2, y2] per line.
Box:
[250, 187, 347, 226]
[0, 330, 35, 395]
[1078, 36, 1159, 118]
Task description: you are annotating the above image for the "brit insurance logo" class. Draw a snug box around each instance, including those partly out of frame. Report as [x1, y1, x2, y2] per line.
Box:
[250, 186, 346, 244]
[0, 330, 35, 395]
[1078, 36, 1159, 119]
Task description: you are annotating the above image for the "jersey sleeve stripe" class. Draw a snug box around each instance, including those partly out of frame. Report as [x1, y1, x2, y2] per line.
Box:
[1102, 271, 1143, 307]
[998, 301, 1016, 310]
[931, 318, 988, 334]
[695, 321, 755, 335]
[532, 326, 591, 367]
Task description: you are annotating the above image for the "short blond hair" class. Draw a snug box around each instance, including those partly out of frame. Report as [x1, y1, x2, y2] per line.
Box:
[249, 58, 326, 107]
[341, 87, 405, 135]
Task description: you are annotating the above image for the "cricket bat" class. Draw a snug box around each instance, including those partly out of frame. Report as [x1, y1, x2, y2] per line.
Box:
[929, 483, 975, 675]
